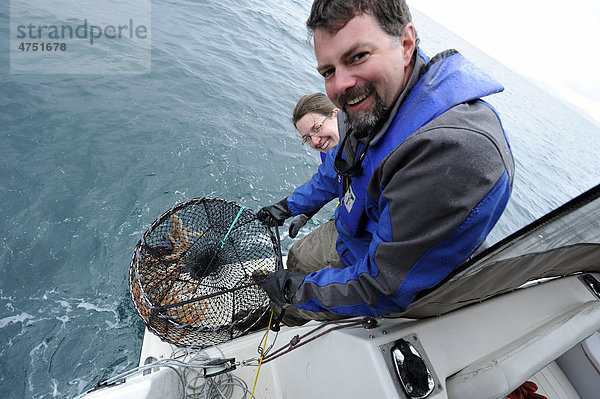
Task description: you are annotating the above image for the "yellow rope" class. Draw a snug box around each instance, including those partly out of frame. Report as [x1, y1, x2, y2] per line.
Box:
[250, 310, 274, 398]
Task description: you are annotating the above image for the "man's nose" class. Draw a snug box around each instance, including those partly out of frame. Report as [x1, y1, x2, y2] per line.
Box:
[332, 67, 357, 95]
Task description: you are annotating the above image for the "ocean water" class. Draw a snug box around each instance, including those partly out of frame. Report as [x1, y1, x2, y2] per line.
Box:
[1, 1, 599, 398]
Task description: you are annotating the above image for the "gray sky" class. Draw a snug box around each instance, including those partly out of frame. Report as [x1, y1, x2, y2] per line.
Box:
[408, 0, 600, 126]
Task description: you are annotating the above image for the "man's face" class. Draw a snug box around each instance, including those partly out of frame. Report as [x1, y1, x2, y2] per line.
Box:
[314, 13, 415, 136]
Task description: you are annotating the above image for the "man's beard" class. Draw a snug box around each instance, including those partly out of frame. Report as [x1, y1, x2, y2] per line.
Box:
[339, 85, 389, 139]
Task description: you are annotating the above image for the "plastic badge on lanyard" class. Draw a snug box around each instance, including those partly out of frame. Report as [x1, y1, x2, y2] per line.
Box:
[343, 185, 356, 212]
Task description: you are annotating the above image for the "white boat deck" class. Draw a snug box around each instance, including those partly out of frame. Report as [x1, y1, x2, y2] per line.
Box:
[81, 272, 600, 399]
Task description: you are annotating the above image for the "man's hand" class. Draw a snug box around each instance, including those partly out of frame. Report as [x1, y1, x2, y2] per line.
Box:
[259, 269, 306, 306]
[289, 214, 310, 238]
[256, 198, 292, 227]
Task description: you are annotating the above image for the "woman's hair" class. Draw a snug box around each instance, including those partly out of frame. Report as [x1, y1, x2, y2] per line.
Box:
[292, 93, 336, 125]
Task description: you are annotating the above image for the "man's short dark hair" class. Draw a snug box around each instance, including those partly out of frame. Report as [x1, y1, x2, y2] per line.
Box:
[307, 0, 418, 45]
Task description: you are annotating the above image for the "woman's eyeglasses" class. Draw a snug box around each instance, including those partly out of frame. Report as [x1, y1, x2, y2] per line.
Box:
[301, 113, 332, 145]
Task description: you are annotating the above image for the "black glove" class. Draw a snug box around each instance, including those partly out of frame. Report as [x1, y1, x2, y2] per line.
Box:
[260, 269, 306, 306]
[289, 214, 309, 238]
[256, 198, 292, 227]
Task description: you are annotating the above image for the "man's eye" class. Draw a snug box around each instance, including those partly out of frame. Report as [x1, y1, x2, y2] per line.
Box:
[321, 69, 334, 79]
[352, 52, 368, 63]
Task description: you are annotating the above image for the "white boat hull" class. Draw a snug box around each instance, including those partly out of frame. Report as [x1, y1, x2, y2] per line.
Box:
[82, 272, 600, 399]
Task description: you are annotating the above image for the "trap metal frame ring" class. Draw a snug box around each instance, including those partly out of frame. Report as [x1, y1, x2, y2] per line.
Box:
[129, 197, 281, 348]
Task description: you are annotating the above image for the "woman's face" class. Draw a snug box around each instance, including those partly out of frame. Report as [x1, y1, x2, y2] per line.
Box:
[295, 111, 339, 153]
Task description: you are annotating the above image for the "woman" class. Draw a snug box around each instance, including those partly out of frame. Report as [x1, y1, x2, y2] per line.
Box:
[268, 93, 345, 325]
[287, 93, 340, 243]
[292, 93, 339, 158]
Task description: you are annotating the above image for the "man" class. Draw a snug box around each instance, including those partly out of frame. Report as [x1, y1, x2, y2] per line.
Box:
[257, 0, 514, 324]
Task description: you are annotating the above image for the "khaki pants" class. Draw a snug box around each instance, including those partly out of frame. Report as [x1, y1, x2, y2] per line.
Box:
[278, 219, 349, 326]
[287, 219, 343, 272]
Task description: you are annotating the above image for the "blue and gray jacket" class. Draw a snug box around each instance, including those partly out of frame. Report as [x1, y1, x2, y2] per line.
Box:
[286, 49, 515, 316]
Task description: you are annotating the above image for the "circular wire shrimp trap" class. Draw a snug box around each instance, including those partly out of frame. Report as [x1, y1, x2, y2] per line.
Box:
[129, 198, 280, 349]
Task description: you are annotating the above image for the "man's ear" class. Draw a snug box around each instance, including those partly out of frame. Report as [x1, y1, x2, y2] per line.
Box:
[401, 23, 416, 67]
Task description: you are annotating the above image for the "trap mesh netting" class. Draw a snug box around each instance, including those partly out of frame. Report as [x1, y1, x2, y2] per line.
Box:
[129, 198, 280, 348]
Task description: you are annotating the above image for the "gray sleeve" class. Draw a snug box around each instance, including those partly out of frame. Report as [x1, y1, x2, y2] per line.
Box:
[370, 101, 514, 281]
